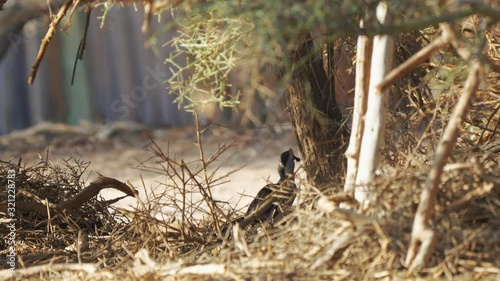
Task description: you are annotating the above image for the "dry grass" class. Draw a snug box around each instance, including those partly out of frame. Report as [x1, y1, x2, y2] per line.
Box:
[0, 111, 498, 280]
[1, 23, 499, 281]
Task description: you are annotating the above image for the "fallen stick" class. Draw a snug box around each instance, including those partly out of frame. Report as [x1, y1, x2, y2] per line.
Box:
[16, 176, 137, 216]
[0, 263, 97, 279]
[405, 34, 482, 270]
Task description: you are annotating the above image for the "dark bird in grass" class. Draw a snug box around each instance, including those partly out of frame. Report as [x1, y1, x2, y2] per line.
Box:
[245, 148, 301, 224]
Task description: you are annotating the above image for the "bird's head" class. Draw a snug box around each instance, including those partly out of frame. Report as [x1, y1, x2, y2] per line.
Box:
[278, 148, 301, 179]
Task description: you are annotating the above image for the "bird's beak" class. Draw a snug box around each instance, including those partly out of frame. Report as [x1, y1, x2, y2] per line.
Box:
[288, 148, 301, 162]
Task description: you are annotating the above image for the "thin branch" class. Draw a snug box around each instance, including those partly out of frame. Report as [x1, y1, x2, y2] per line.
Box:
[0, 263, 97, 278]
[141, 0, 153, 33]
[193, 111, 221, 232]
[377, 36, 448, 93]
[310, 230, 354, 270]
[406, 59, 482, 270]
[71, 8, 92, 85]
[28, 0, 73, 85]
[349, 4, 500, 37]
[180, 160, 225, 229]
[133, 249, 225, 277]
[16, 176, 137, 216]
[445, 181, 494, 212]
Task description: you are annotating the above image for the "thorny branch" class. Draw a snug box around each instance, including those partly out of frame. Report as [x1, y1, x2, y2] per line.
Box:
[405, 22, 483, 270]
[193, 111, 222, 233]
[28, 0, 74, 85]
[16, 176, 137, 216]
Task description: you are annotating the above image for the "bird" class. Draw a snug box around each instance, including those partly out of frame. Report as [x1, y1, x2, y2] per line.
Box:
[245, 148, 301, 224]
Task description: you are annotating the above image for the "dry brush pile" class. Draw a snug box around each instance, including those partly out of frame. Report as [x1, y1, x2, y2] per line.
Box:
[0, 97, 498, 281]
[0, 1, 499, 280]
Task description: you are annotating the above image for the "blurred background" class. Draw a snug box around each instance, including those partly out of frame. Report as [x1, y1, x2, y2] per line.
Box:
[0, 2, 355, 136]
[0, 3, 304, 211]
[0, 5, 194, 135]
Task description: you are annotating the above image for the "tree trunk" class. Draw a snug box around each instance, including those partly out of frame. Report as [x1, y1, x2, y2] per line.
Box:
[354, 2, 394, 208]
[344, 19, 372, 195]
[284, 33, 345, 187]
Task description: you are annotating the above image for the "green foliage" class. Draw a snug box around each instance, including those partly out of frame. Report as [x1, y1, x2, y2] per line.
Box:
[165, 16, 250, 111]
[162, 0, 363, 110]
[160, 0, 490, 111]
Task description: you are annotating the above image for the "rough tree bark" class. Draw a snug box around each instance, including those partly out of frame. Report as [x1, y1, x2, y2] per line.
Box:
[284, 33, 344, 187]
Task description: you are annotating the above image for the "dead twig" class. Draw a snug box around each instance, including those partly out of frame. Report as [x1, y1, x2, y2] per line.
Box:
[310, 230, 355, 270]
[0, 263, 97, 279]
[445, 182, 495, 212]
[406, 22, 482, 269]
[133, 249, 225, 277]
[16, 176, 137, 216]
[193, 111, 221, 232]
[377, 36, 449, 93]
[28, 0, 74, 85]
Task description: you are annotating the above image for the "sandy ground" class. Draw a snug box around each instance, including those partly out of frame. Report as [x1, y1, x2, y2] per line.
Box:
[0, 122, 300, 216]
